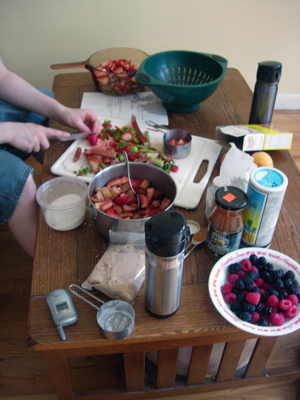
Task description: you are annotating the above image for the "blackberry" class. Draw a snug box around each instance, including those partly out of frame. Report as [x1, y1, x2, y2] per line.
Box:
[260, 270, 271, 281]
[265, 273, 275, 284]
[234, 279, 245, 292]
[243, 276, 254, 290]
[243, 302, 256, 314]
[247, 270, 259, 281]
[249, 254, 258, 266]
[267, 288, 279, 297]
[257, 318, 269, 326]
[250, 287, 260, 293]
[284, 270, 296, 281]
[230, 302, 242, 313]
[284, 278, 294, 289]
[264, 262, 274, 271]
[256, 303, 264, 314]
[278, 291, 288, 301]
[239, 311, 252, 323]
[237, 293, 246, 303]
[288, 284, 300, 296]
[258, 256, 267, 266]
[273, 279, 284, 291]
[262, 307, 274, 316]
[272, 269, 284, 279]
[261, 292, 270, 303]
[229, 262, 242, 274]
[231, 287, 240, 295]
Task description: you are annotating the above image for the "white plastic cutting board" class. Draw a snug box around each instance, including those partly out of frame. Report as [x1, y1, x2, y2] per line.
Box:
[51, 117, 221, 209]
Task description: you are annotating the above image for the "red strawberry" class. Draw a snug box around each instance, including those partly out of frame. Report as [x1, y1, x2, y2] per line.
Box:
[246, 292, 260, 305]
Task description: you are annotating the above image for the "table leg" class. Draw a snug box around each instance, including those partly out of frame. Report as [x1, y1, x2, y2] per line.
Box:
[43, 350, 73, 400]
[124, 351, 145, 392]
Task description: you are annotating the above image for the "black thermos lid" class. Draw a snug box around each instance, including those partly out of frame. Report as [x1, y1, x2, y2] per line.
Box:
[257, 61, 282, 84]
[145, 211, 187, 257]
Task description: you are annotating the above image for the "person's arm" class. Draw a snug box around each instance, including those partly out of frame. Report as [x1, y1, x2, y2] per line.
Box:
[0, 58, 100, 134]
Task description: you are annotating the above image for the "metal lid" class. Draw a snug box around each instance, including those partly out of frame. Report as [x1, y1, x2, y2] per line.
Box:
[215, 186, 247, 210]
[257, 61, 282, 84]
[145, 211, 187, 257]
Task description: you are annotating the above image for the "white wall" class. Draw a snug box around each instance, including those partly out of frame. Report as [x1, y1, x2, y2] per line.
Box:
[1, 0, 299, 106]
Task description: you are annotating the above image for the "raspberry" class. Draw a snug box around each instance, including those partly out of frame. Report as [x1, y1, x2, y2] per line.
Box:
[246, 292, 260, 305]
[225, 292, 237, 304]
[228, 274, 239, 284]
[278, 299, 292, 311]
[288, 294, 299, 306]
[240, 258, 252, 271]
[262, 282, 273, 291]
[285, 305, 298, 318]
[251, 312, 260, 324]
[256, 277, 265, 288]
[269, 313, 285, 326]
[237, 270, 246, 279]
[266, 295, 279, 308]
[221, 283, 233, 295]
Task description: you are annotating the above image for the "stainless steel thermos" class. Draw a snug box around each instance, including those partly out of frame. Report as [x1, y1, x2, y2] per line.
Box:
[249, 61, 282, 125]
[145, 211, 187, 318]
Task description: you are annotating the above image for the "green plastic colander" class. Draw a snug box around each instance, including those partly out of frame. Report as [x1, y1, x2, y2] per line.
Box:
[135, 50, 228, 113]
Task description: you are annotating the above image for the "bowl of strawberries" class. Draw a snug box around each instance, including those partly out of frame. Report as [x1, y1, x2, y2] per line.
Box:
[208, 247, 300, 336]
[88, 162, 177, 238]
[51, 47, 148, 96]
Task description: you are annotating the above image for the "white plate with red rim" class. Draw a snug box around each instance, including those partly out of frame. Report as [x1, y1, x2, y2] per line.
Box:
[208, 247, 300, 336]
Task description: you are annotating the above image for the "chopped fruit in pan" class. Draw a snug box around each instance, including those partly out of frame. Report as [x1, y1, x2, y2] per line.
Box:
[90, 176, 172, 220]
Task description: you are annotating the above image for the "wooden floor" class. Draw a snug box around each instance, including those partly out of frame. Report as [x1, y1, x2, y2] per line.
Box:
[0, 110, 299, 400]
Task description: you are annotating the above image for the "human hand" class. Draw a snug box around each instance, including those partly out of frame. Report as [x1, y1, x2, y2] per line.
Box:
[55, 107, 100, 134]
[0, 122, 70, 153]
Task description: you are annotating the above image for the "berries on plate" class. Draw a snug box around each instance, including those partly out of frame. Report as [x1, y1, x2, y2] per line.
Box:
[221, 255, 299, 327]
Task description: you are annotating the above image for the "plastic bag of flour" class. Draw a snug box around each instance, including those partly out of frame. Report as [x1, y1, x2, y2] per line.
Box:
[82, 230, 145, 304]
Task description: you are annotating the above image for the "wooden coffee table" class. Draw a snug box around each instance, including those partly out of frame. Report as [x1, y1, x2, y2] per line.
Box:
[28, 69, 300, 400]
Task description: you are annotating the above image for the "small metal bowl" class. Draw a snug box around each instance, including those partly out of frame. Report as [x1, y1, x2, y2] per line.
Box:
[163, 130, 192, 159]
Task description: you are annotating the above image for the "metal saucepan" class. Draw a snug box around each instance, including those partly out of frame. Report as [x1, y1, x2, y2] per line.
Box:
[69, 284, 135, 339]
[51, 47, 148, 95]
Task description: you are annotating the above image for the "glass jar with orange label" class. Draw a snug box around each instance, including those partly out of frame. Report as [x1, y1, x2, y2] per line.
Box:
[206, 186, 247, 259]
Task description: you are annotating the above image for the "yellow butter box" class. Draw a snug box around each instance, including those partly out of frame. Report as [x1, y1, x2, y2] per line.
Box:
[215, 124, 293, 151]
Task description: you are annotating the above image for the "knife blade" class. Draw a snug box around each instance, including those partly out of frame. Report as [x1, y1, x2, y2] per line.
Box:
[50, 132, 92, 142]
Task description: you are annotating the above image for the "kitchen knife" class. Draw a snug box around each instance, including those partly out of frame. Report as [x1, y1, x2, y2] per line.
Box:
[50, 132, 92, 142]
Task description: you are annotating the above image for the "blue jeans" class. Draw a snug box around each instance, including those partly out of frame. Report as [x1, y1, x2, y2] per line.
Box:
[0, 88, 53, 224]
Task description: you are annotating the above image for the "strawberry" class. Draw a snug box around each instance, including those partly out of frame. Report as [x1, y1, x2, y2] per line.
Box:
[98, 76, 109, 87]
[169, 139, 177, 146]
[106, 177, 122, 187]
[120, 131, 134, 141]
[100, 200, 114, 212]
[177, 138, 187, 146]
[88, 134, 99, 147]
[160, 197, 171, 211]
[146, 187, 155, 203]
[139, 194, 149, 209]
[139, 179, 150, 190]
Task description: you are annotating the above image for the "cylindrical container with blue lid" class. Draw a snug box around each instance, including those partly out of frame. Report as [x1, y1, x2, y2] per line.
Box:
[144, 211, 187, 318]
[242, 167, 288, 248]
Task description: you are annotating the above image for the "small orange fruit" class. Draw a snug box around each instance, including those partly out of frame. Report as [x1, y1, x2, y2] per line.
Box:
[252, 151, 274, 168]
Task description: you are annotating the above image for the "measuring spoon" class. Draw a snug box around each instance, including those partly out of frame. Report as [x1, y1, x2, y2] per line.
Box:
[184, 231, 208, 259]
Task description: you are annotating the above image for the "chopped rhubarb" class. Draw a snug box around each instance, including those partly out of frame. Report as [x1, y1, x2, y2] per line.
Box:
[73, 147, 82, 162]
[84, 146, 117, 159]
[131, 115, 149, 146]
[85, 155, 100, 173]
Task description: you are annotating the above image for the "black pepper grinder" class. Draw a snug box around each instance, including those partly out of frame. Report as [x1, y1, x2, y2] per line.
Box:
[249, 61, 282, 125]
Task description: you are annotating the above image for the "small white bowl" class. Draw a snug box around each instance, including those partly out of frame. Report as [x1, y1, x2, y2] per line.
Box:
[36, 177, 87, 231]
[208, 247, 300, 337]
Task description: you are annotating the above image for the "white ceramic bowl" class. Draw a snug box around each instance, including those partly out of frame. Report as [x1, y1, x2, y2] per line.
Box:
[36, 177, 88, 231]
[208, 247, 300, 336]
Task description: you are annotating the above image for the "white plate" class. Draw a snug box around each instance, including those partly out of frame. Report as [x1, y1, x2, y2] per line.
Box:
[208, 247, 300, 336]
[51, 116, 221, 209]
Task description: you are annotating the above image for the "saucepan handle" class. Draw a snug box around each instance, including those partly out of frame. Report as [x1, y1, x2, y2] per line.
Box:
[51, 60, 89, 70]
[69, 284, 104, 310]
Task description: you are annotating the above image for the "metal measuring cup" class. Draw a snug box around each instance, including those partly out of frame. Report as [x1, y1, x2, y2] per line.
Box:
[69, 284, 135, 339]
